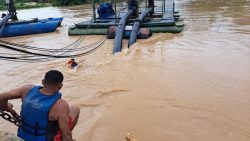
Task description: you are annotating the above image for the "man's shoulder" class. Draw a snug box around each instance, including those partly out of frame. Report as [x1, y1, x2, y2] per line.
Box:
[20, 84, 34, 98]
[49, 99, 70, 120]
[54, 99, 70, 111]
[21, 84, 34, 91]
[14, 84, 33, 91]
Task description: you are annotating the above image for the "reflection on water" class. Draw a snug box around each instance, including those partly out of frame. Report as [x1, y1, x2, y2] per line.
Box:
[0, 0, 250, 141]
[177, 0, 250, 33]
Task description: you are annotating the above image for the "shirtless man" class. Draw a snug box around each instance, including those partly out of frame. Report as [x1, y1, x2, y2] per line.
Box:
[0, 70, 80, 141]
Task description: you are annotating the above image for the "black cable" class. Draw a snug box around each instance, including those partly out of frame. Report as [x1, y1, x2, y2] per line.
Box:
[0, 38, 105, 58]
[0, 37, 102, 53]
[0, 36, 101, 53]
[0, 37, 84, 52]
[0, 38, 106, 63]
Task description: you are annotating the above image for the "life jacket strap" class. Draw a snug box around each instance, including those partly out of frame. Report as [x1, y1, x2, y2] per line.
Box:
[21, 118, 47, 136]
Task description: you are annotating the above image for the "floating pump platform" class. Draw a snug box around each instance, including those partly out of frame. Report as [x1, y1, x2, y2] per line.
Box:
[68, 0, 184, 53]
[68, 0, 184, 35]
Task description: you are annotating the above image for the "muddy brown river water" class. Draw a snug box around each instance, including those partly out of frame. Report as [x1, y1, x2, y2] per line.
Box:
[0, 0, 250, 141]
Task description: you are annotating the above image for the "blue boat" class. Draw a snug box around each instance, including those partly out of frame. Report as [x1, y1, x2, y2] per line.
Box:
[0, 19, 61, 37]
[0, 0, 63, 37]
[39, 17, 63, 26]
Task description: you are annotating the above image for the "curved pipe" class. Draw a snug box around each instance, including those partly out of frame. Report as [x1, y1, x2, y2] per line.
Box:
[128, 7, 153, 47]
[0, 14, 12, 32]
[113, 10, 134, 54]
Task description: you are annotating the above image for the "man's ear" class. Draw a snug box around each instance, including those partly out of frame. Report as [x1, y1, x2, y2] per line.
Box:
[42, 79, 45, 85]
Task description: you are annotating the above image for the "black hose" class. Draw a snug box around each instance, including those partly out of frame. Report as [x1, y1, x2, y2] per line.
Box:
[0, 14, 11, 33]
[113, 10, 134, 54]
[128, 8, 153, 47]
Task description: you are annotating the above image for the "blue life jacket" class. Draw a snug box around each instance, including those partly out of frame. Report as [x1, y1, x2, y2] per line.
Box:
[17, 86, 62, 141]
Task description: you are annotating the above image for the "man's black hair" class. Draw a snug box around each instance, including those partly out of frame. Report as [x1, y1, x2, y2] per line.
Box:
[44, 70, 64, 85]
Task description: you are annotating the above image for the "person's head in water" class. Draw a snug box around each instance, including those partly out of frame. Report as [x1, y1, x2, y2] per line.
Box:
[42, 70, 64, 93]
[67, 58, 78, 68]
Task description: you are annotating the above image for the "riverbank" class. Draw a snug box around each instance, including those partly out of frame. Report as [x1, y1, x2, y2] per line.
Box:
[0, 1, 90, 11]
[0, 2, 51, 11]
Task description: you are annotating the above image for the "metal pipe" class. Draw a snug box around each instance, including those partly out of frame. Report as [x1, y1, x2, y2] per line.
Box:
[163, 0, 166, 12]
[92, 0, 96, 22]
[173, 0, 175, 12]
[6, 0, 18, 20]
[115, 0, 117, 23]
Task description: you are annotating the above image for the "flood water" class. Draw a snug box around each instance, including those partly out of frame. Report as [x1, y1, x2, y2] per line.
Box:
[0, 0, 250, 141]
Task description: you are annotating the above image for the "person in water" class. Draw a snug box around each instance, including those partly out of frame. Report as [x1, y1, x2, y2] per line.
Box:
[67, 59, 78, 68]
[0, 70, 80, 141]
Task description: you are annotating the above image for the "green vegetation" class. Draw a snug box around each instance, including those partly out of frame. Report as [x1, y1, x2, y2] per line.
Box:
[16, 2, 50, 9]
[51, 0, 87, 6]
[0, 0, 88, 11]
[0, 1, 6, 10]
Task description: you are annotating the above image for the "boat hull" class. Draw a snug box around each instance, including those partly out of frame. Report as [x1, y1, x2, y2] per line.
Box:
[0, 17, 63, 37]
